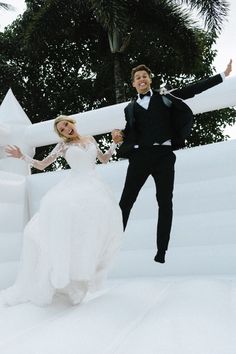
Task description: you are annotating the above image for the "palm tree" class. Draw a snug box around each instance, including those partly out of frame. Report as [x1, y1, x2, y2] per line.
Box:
[87, 0, 229, 102]
[24, 0, 229, 102]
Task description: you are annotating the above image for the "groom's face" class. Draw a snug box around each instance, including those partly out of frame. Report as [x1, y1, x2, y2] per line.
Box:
[132, 70, 152, 94]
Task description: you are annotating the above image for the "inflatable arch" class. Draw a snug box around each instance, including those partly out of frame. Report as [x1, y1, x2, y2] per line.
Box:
[1, 76, 236, 288]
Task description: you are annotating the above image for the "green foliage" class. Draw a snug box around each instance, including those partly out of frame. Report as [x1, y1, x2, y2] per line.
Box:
[188, 108, 236, 147]
[0, 0, 235, 172]
[21, 0, 230, 103]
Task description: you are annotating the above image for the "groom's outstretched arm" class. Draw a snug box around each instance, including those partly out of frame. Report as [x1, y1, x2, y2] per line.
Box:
[171, 59, 232, 100]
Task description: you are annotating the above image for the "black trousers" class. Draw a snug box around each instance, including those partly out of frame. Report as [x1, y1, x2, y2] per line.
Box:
[119, 146, 176, 252]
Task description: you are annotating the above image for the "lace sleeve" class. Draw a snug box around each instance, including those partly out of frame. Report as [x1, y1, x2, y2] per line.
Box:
[21, 142, 65, 171]
[90, 137, 117, 164]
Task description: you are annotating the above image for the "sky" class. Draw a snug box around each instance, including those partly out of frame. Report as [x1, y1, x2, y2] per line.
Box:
[1, 0, 236, 136]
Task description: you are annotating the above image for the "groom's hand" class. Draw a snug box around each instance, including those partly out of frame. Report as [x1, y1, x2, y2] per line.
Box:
[112, 129, 123, 144]
[224, 59, 232, 77]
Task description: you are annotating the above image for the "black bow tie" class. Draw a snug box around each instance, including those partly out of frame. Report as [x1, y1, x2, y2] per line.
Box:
[139, 91, 151, 99]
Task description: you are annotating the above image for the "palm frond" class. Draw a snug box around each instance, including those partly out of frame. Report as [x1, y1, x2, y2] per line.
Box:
[175, 0, 229, 33]
[133, 1, 198, 49]
[127, 0, 207, 74]
[0, 2, 15, 11]
[24, 0, 66, 43]
[24, 0, 91, 44]
[88, 0, 129, 34]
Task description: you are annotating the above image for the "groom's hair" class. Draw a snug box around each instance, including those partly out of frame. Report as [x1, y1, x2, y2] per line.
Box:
[131, 64, 152, 82]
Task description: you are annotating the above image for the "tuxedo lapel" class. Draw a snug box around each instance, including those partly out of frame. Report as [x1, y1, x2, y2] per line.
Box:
[125, 100, 136, 127]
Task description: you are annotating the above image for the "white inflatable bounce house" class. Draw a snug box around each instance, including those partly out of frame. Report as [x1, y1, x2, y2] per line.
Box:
[0, 77, 236, 354]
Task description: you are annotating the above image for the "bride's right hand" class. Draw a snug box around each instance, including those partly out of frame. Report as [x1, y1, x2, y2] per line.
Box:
[112, 129, 123, 144]
[5, 145, 23, 159]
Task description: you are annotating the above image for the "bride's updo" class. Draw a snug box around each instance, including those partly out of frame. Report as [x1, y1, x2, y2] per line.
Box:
[54, 115, 77, 142]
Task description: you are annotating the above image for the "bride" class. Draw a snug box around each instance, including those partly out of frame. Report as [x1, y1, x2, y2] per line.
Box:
[1, 115, 123, 306]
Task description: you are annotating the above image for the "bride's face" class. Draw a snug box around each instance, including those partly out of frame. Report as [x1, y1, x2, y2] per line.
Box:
[56, 120, 78, 139]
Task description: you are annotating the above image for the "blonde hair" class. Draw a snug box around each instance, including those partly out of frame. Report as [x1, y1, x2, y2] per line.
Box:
[54, 115, 77, 142]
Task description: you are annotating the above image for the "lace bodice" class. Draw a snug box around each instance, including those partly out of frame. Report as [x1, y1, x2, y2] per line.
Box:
[22, 137, 117, 171]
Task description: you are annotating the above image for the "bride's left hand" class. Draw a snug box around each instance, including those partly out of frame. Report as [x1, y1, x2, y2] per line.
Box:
[5, 145, 23, 159]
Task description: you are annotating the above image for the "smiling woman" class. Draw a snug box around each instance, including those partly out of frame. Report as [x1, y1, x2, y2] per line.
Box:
[1, 114, 122, 306]
[54, 115, 78, 142]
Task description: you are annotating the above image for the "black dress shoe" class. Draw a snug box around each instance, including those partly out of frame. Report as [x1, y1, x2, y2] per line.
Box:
[154, 250, 166, 263]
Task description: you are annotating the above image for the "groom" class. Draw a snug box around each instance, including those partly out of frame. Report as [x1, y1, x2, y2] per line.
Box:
[112, 60, 232, 263]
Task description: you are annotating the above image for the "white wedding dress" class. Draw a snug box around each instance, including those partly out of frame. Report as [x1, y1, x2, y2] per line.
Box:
[1, 137, 123, 306]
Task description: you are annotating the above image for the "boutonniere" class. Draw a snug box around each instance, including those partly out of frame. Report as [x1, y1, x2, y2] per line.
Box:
[159, 87, 169, 95]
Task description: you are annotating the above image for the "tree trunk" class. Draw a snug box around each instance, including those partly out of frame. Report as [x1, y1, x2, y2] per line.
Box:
[113, 52, 125, 103]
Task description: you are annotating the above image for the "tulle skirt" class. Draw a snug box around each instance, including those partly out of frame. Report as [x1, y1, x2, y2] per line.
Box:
[1, 170, 123, 306]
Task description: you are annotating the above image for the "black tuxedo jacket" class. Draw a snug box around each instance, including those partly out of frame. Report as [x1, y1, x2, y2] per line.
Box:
[117, 73, 223, 158]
